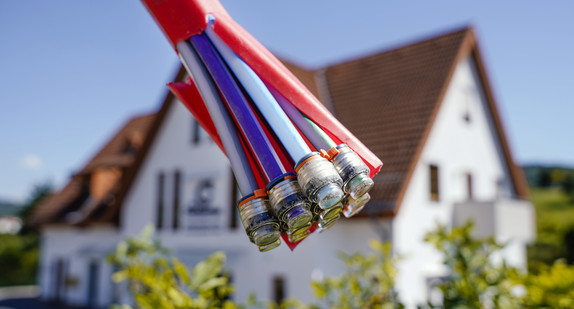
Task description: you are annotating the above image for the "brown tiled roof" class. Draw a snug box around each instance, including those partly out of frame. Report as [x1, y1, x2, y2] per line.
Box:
[280, 60, 321, 99]
[31, 113, 158, 226]
[80, 114, 156, 173]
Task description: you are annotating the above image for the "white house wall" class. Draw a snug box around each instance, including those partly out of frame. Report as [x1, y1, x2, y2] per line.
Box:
[392, 56, 517, 308]
[39, 226, 120, 308]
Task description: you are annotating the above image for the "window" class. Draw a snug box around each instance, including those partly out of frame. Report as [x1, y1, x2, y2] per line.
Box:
[229, 170, 239, 230]
[156, 172, 165, 230]
[466, 173, 473, 200]
[430, 165, 439, 201]
[52, 258, 68, 303]
[87, 260, 100, 308]
[192, 119, 201, 145]
[273, 276, 286, 304]
[173, 170, 181, 230]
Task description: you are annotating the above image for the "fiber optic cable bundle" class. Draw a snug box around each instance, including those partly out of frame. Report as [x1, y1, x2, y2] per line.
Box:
[141, 0, 383, 251]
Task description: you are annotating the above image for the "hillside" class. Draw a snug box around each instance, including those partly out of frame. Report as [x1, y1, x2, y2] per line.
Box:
[523, 165, 574, 267]
[0, 200, 22, 217]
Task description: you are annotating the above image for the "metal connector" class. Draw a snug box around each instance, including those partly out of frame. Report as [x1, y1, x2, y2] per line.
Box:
[318, 214, 340, 232]
[296, 153, 345, 210]
[286, 223, 312, 242]
[238, 194, 281, 252]
[330, 144, 374, 199]
[342, 193, 371, 218]
[267, 174, 313, 230]
[319, 203, 342, 221]
[309, 201, 342, 232]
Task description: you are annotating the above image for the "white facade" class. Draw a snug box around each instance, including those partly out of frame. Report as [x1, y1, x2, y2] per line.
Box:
[38, 56, 533, 308]
[392, 56, 533, 308]
[40, 226, 121, 307]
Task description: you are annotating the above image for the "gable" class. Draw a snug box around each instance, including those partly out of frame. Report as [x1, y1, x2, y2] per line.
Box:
[322, 28, 527, 216]
[325, 28, 470, 214]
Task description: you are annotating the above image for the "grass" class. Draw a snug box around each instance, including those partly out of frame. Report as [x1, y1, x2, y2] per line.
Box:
[527, 187, 574, 268]
[530, 187, 574, 245]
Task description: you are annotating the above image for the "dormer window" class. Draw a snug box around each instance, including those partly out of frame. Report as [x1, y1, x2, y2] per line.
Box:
[122, 132, 143, 154]
[121, 140, 137, 154]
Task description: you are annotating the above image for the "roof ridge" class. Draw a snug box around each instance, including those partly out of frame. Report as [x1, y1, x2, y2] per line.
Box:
[321, 25, 473, 70]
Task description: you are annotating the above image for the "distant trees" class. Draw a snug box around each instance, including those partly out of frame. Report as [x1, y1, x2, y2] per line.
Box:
[562, 174, 574, 201]
[0, 182, 52, 287]
[523, 165, 574, 199]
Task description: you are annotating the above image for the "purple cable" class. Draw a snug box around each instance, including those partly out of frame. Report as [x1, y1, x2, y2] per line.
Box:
[190, 34, 285, 181]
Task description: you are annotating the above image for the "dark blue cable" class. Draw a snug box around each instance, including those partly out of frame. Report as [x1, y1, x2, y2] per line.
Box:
[190, 34, 285, 181]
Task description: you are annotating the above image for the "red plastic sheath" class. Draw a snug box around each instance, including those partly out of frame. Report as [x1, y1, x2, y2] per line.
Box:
[141, 0, 382, 178]
[140, 0, 229, 48]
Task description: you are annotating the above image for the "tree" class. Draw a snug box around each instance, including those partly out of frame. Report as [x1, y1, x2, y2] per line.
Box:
[423, 222, 521, 308]
[561, 173, 574, 201]
[19, 182, 52, 235]
[107, 225, 238, 309]
[520, 260, 574, 308]
[308, 240, 404, 309]
[424, 221, 574, 309]
[0, 182, 51, 287]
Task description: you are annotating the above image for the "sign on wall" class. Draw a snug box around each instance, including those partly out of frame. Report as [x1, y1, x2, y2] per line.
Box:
[184, 177, 222, 231]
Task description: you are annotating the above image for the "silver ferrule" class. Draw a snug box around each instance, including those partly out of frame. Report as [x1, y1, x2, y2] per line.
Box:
[286, 223, 312, 243]
[319, 203, 343, 221]
[318, 214, 340, 232]
[296, 153, 345, 210]
[238, 197, 281, 250]
[310, 202, 322, 220]
[268, 178, 313, 229]
[342, 193, 371, 218]
[331, 145, 374, 199]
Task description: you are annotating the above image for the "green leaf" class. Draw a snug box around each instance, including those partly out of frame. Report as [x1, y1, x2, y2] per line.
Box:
[172, 257, 191, 285]
[191, 251, 225, 287]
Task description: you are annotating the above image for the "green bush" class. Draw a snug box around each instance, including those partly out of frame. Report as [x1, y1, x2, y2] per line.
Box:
[308, 240, 403, 309]
[108, 223, 574, 309]
[424, 221, 574, 308]
[107, 225, 237, 309]
[520, 260, 574, 308]
[0, 234, 39, 287]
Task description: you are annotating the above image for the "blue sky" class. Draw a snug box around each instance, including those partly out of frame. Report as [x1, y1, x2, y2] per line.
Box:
[1, 0, 573, 202]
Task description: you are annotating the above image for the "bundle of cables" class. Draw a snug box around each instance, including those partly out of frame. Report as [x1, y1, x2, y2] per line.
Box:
[141, 0, 383, 251]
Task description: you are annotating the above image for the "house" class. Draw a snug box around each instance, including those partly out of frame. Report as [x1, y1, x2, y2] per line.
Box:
[31, 27, 534, 308]
[0, 216, 22, 234]
[0, 202, 23, 234]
